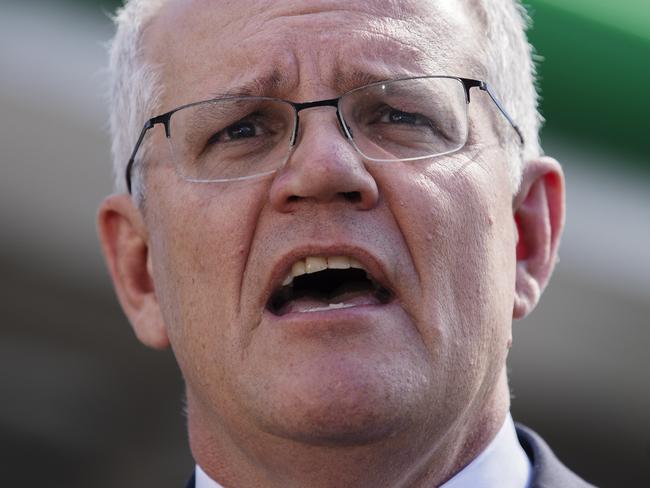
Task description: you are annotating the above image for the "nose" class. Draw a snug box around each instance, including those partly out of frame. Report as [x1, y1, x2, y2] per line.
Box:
[268, 110, 379, 212]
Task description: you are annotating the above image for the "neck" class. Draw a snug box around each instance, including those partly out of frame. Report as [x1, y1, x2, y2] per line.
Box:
[189, 376, 510, 488]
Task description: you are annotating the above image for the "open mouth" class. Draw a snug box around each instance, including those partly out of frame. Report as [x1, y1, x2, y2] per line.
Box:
[267, 256, 393, 316]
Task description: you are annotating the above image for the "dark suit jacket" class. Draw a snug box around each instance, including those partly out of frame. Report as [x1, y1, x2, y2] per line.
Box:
[185, 424, 596, 487]
[516, 424, 596, 487]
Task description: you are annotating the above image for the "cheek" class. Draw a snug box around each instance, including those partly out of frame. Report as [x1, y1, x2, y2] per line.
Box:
[445, 174, 514, 328]
[146, 180, 267, 373]
[383, 159, 515, 359]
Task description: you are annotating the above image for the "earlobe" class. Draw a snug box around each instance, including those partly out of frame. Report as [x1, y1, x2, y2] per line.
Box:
[97, 194, 169, 349]
[512, 157, 565, 319]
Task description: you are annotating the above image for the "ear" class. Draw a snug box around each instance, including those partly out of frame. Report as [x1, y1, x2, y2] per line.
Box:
[512, 156, 565, 319]
[97, 194, 169, 349]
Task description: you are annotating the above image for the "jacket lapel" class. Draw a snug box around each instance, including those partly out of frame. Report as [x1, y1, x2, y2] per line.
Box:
[516, 424, 596, 488]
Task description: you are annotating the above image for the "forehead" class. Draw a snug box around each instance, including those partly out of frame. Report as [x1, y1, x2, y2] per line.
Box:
[146, 0, 485, 107]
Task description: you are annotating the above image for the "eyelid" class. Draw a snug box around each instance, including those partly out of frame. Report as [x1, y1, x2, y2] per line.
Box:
[374, 106, 431, 125]
[208, 115, 266, 144]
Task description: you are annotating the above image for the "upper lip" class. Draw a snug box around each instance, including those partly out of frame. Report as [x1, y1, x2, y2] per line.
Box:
[262, 244, 394, 311]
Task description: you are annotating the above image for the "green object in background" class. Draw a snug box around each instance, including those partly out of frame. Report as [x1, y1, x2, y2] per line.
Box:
[527, 0, 649, 171]
[536, 0, 650, 43]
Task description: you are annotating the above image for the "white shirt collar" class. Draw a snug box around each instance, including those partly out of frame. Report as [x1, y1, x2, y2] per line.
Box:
[195, 413, 531, 488]
[195, 464, 223, 488]
[440, 413, 532, 488]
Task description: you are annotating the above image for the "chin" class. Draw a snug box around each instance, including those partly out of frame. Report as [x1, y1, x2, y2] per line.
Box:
[262, 399, 407, 447]
[252, 358, 427, 447]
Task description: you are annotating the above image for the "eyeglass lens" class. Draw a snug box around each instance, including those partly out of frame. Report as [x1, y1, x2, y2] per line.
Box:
[164, 77, 468, 182]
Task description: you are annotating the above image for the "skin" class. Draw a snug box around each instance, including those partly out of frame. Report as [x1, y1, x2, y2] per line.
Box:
[98, 1, 565, 486]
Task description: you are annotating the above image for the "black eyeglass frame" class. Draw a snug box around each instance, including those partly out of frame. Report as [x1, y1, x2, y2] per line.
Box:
[124, 76, 524, 194]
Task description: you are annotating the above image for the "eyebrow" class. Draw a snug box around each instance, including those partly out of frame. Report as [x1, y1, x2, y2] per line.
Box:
[205, 68, 392, 103]
[208, 70, 290, 99]
[180, 72, 292, 136]
[332, 69, 391, 94]
[179, 67, 392, 146]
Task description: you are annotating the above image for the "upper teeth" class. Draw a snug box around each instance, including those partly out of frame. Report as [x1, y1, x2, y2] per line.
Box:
[282, 256, 365, 286]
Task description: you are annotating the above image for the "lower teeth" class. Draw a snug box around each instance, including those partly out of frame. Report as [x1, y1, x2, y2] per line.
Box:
[301, 302, 356, 313]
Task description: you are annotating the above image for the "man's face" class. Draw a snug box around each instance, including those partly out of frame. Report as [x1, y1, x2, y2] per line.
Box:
[143, 0, 516, 448]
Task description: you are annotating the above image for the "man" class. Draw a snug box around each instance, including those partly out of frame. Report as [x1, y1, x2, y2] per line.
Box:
[98, 0, 594, 486]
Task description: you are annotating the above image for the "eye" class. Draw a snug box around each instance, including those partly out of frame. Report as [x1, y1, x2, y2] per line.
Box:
[379, 108, 431, 126]
[207, 117, 264, 145]
[226, 121, 256, 139]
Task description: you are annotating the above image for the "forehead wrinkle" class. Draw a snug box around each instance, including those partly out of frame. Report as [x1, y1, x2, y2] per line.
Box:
[151, 0, 489, 108]
[260, 1, 484, 74]
[325, 8, 485, 80]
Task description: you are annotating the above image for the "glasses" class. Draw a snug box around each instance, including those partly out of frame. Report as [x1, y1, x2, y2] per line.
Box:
[125, 76, 523, 193]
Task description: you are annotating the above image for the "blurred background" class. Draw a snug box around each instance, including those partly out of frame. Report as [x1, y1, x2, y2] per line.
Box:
[0, 0, 648, 486]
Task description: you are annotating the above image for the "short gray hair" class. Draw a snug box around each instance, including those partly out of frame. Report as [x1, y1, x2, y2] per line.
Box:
[108, 0, 165, 200]
[478, 0, 542, 188]
[107, 0, 541, 197]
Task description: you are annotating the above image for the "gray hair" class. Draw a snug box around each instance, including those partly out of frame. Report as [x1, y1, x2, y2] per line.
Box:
[478, 0, 542, 188]
[108, 0, 165, 200]
[107, 0, 541, 197]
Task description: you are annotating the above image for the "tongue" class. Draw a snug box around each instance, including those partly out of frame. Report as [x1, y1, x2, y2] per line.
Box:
[279, 290, 381, 315]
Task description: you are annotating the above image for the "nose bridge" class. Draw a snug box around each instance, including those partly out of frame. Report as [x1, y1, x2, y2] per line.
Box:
[294, 97, 339, 112]
[269, 97, 379, 212]
[290, 108, 356, 172]
[291, 97, 347, 146]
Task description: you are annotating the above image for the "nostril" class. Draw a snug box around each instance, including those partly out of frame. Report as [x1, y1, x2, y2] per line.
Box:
[341, 191, 361, 203]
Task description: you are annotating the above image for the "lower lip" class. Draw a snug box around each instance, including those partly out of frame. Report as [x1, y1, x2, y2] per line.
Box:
[262, 300, 401, 334]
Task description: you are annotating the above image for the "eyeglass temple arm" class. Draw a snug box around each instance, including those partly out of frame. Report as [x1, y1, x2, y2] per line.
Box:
[125, 114, 170, 194]
[475, 81, 525, 146]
